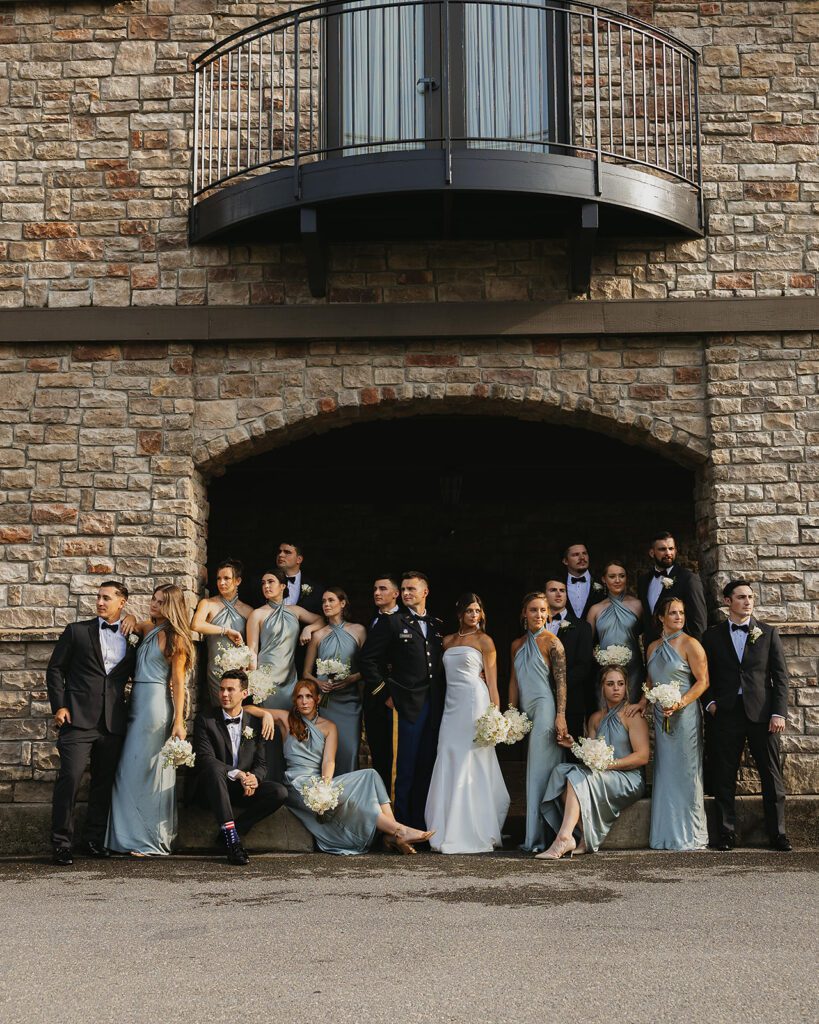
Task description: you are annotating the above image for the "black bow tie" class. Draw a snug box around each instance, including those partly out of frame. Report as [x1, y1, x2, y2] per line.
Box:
[286, 576, 297, 584]
[224, 716, 242, 725]
[570, 576, 586, 585]
[654, 569, 670, 578]
[731, 623, 749, 633]
[100, 622, 119, 632]
[413, 614, 428, 622]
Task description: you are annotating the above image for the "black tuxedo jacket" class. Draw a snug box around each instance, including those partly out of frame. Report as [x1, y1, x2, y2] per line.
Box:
[46, 618, 136, 734]
[701, 618, 789, 723]
[189, 708, 268, 798]
[359, 610, 444, 724]
[565, 575, 606, 620]
[291, 574, 324, 615]
[553, 616, 595, 719]
[637, 565, 707, 644]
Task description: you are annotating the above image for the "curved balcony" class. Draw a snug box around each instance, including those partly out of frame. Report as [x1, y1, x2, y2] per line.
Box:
[189, 1, 702, 294]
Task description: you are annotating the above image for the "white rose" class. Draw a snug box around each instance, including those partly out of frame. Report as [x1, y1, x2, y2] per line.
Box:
[242, 726, 254, 741]
[661, 577, 674, 589]
[127, 633, 140, 647]
[749, 626, 763, 644]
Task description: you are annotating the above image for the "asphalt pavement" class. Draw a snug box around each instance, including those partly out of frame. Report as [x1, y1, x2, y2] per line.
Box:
[1, 850, 816, 1024]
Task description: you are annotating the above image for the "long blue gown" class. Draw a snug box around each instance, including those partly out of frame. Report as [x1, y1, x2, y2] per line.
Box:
[647, 630, 708, 851]
[315, 624, 362, 774]
[515, 628, 565, 852]
[595, 595, 644, 702]
[284, 714, 389, 855]
[258, 601, 300, 711]
[106, 626, 176, 855]
[541, 703, 645, 852]
[206, 595, 247, 707]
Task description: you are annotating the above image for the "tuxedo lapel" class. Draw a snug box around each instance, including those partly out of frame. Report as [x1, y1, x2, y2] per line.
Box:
[86, 619, 106, 673]
[720, 620, 742, 664]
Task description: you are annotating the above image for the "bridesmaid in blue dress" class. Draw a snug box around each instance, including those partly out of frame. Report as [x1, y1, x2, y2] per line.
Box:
[642, 595, 710, 851]
[303, 588, 367, 774]
[106, 585, 195, 856]
[190, 558, 253, 707]
[537, 665, 649, 859]
[508, 591, 568, 853]
[587, 560, 645, 703]
[262, 680, 434, 855]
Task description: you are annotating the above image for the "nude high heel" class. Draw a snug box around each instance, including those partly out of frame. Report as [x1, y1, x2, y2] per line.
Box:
[535, 835, 576, 860]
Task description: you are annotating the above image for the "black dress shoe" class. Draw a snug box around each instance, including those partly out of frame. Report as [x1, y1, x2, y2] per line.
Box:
[226, 842, 250, 866]
[53, 847, 73, 866]
[83, 840, 111, 859]
[771, 833, 792, 852]
[709, 831, 736, 852]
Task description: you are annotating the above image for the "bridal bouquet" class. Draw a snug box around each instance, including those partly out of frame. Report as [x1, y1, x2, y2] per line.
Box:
[246, 665, 277, 704]
[214, 642, 253, 673]
[594, 644, 632, 668]
[571, 736, 615, 772]
[502, 706, 533, 745]
[316, 657, 350, 681]
[301, 776, 344, 816]
[160, 737, 196, 770]
[642, 681, 682, 733]
[474, 704, 511, 747]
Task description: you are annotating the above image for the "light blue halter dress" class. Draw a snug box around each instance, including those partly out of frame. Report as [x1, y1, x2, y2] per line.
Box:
[258, 600, 300, 711]
[205, 595, 247, 707]
[595, 595, 644, 702]
[315, 624, 362, 774]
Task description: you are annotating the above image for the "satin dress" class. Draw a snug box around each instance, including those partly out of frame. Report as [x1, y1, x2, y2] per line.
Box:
[284, 714, 389, 855]
[515, 629, 565, 852]
[425, 646, 510, 853]
[595, 595, 644, 702]
[541, 703, 645, 852]
[205, 595, 248, 707]
[106, 626, 176, 855]
[257, 601, 300, 711]
[315, 624, 362, 774]
[648, 630, 708, 851]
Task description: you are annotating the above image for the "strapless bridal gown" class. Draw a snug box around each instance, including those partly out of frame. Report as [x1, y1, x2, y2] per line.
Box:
[425, 646, 510, 853]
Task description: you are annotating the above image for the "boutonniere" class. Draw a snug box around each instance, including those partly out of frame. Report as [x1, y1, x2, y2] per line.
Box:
[127, 633, 140, 648]
[558, 618, 573, 632]
[660, 576, 674, 590]
[242, 725, 254, 741]
[301, 583, 312, 596]
[592, 582, 604, 592]
[749, 626, 763, 645]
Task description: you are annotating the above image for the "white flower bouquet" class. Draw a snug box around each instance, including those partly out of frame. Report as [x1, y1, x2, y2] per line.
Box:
[160, 736, 196, 769]
[594, 644, 632, 668]
[643, 681, 683, 732]
[214, 642, 253, 673]
[571, 735, 615, 772]
[316, 657, 350, 681]
[502, 706, 533, 744]
[474, 704, 511, 747]
[301, 776, 343, 816]
[246, 665, 277, 704]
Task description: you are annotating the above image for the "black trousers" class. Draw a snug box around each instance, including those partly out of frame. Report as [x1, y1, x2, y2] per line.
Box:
[565, 712, 586, 765]
[363, 695, 394, 794]
[708, 700, 786, 839]
[195, 765, 287, 838]
[51, 721, 124, 848]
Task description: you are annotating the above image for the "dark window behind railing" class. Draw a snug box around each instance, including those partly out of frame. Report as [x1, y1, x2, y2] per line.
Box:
[192, 0, 700, 204]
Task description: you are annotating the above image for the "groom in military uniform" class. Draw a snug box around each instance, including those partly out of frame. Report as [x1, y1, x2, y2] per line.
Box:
[360, 570, 444, 831]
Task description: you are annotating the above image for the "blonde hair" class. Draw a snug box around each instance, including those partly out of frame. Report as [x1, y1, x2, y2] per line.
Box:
[153, 584, 195, 676]
[520, 591, 549, 630]
[597, 665, 629, 711]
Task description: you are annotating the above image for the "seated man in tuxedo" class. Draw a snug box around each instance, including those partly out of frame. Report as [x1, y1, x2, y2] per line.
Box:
[190, 670, 287, 865]
[562, 542, 605, 620]
[363, 574, 402, 791]
[544, 578, 595, 743]
[637, 530, 707, 644]
[701, 580, 791, 852]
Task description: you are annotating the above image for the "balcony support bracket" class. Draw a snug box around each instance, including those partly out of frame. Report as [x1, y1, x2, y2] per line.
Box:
[569, 202, 599, 294]
[300, 207, 326, 299]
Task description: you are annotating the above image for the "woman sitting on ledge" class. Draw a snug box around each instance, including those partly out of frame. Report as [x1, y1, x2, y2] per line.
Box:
[536, 665, 649, 860]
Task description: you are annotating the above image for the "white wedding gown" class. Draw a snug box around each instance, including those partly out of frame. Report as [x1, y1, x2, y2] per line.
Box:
[425, 646, 510, 853]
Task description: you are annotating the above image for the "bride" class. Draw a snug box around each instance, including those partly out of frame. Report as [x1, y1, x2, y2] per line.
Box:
[425, 593, 510, 853]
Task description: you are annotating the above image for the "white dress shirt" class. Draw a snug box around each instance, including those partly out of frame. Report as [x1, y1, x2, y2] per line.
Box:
[98, 617, 127, 674]
[546, 610, 567, 635]
[223, 709, 243, 779]
[567, 573, 591, 620]
[283, 570, 301, 606]
[412, 611, 428, 638]
[730, 617, 750, 665]
[647, 565, 674, 613]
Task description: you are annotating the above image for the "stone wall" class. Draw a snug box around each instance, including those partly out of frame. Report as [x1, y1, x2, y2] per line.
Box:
[0, 0, 817, 307]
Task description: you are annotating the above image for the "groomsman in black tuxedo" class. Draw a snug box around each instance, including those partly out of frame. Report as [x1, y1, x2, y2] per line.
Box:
[46, 581, 137, 865]
[702, 580, 791, 852]
[362, 575, 402, 791]
[562, 542, 606, 620]
[190, 670, 288, 864]
[276, 540, 324, 615]
[637, 531, 707, 644]
[359, 571, 444, 830]
[545, 578, 595, 741]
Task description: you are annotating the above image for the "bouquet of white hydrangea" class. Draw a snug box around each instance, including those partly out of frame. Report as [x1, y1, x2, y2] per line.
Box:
[214, 643, 253, 673]
[474, 704, 511, 747]
[246, 665, 277, 704]
[642, 681, 683, 733]
[571, 736, 615, 772]
[316, 657, 350, 680]
[594, 644, 632, 667]
[160, 737, 196, 769]
[301, 776, 344, 816]
[502, 706, 533, 744]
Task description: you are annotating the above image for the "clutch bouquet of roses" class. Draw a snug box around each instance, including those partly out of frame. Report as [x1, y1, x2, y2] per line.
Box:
[315, 657, 351, 707]
[474, 704, 511, 747]
[246, 665, 277, 704]
[571, 735, 615, 772]
[642, 681, 683, 732]
[502, 706, 533, 744]
[160, 736, 196, 769]
[301, 775, 344, 818]
[594, 644, 632, 668]
[214, 643, 253, 673]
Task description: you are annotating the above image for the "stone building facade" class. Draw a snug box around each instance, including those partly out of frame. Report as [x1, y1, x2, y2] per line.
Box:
[0, 0, 817, 830]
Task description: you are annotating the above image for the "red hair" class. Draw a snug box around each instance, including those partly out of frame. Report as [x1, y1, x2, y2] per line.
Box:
[288, 679, 320, 742]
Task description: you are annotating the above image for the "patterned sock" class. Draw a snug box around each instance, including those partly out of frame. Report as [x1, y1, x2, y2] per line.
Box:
[221, 821, 239, 846]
